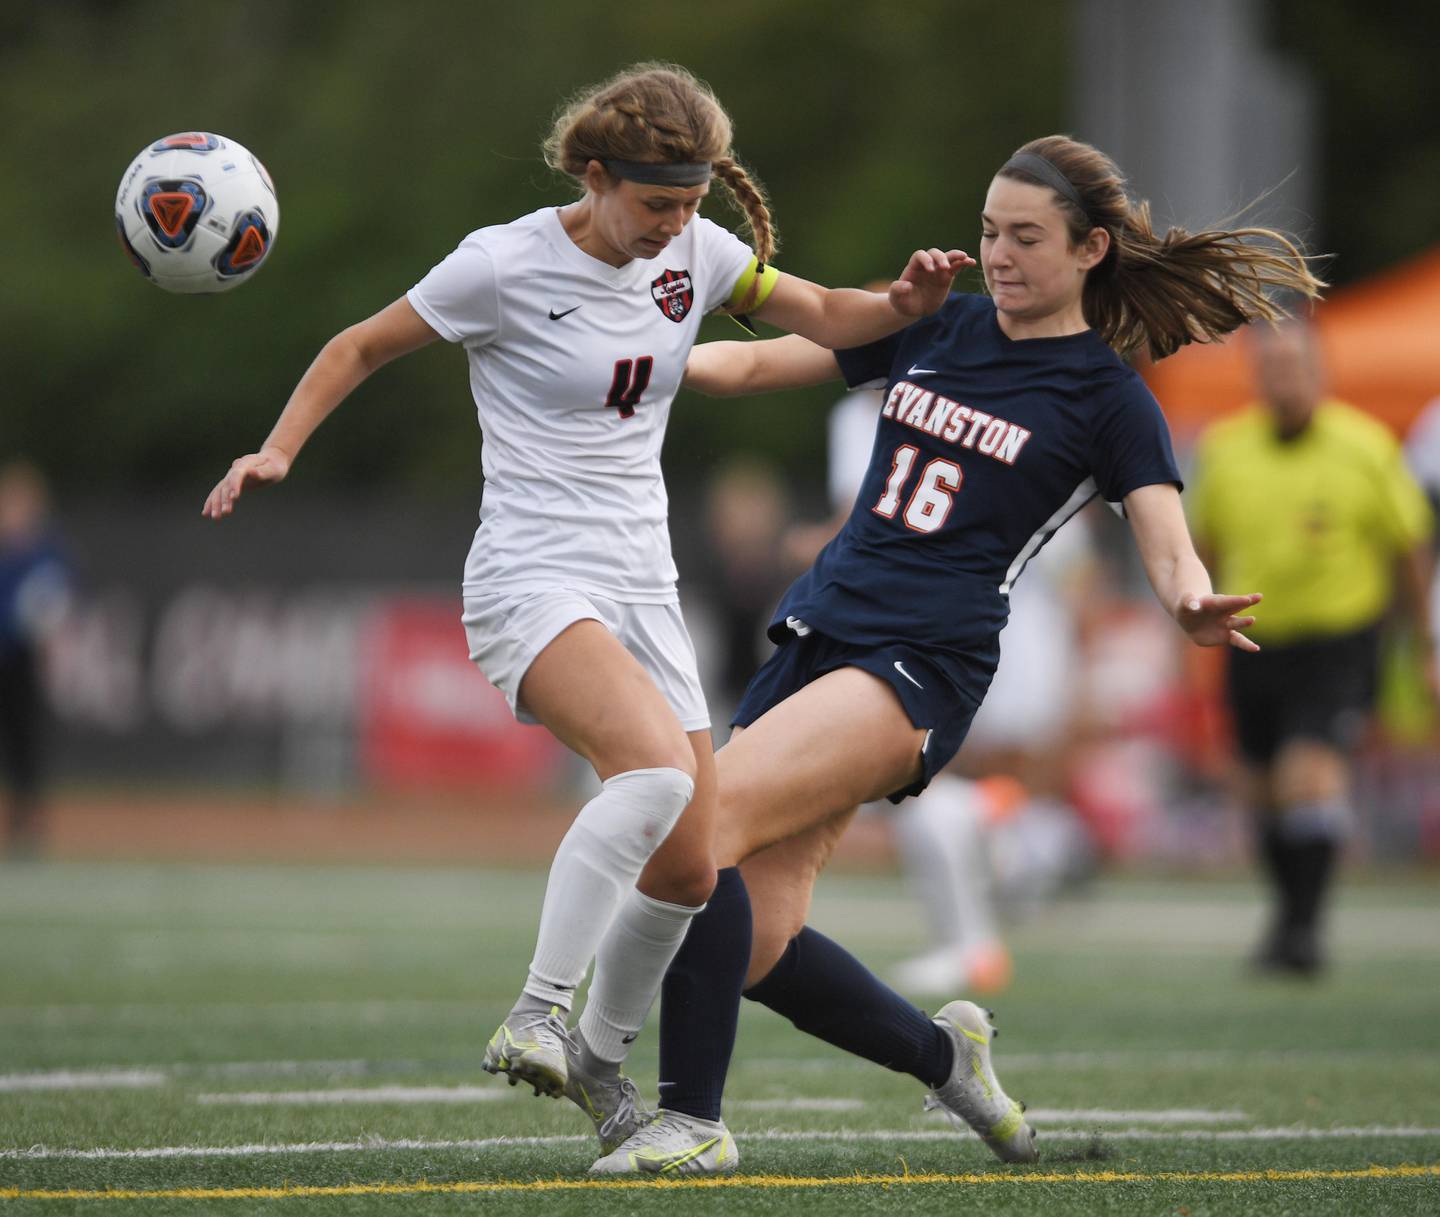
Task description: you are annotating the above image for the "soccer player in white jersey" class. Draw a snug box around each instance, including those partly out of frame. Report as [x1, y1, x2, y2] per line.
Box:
[202, 62, 969, 1149]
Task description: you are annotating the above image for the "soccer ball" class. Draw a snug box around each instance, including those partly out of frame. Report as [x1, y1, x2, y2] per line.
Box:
[115, 132, 279, 294]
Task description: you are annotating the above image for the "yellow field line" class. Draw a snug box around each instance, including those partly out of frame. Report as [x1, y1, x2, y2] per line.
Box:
[2, 1164, 1437, 1200]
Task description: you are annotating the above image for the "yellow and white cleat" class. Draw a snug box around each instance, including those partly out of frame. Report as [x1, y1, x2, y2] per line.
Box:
[924, 999, 1038, 1163]
[481, 1007, 570, 1098]
[563, 1036, 654, 1155]
[588, 1109, 738, 1176]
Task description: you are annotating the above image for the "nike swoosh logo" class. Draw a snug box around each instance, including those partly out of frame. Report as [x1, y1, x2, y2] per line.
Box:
[906, 365, 937, 377]
[548, 305, 582, 320]
[621, 1033, 637, 1044]
[894, 661, 924, 689]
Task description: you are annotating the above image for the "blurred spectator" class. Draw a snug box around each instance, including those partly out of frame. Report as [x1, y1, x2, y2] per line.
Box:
[1405, 395, 1440, 517]
[700, 459, 793, 719]
[0, 462, 73, 858]
[1405, 395, 1440, 654]
[1188, 321, 1435, 976]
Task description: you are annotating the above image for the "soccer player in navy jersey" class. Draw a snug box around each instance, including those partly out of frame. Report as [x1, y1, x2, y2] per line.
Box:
[580, 135, 1326, 1175]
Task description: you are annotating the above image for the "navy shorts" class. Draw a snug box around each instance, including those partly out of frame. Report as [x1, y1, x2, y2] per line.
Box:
[731, 624, 996, 802]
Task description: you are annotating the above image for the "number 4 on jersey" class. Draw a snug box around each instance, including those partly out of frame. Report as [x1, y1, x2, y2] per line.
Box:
[873, 443, 963, 532]
[605, 357, 654, 420]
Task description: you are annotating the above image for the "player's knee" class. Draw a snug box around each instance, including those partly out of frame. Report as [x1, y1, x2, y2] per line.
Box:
[605, 765, 695, 823]
[571, 766, 696, 873]
[712, 781, 767, 864]
[645, 857, 717, 909]
[1273, 740, 1347, 804]
[605, 736, 697, 785]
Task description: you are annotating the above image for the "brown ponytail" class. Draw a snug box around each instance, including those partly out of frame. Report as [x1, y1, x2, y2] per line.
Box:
[999, 135, 1325, 360]
[544, 63, 777, 265]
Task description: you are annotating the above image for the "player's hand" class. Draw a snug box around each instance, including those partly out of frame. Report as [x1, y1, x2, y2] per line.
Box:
[889, 248, 975, 317]
[202, 446, 291, 519]
[1176, 591, 1263, 651]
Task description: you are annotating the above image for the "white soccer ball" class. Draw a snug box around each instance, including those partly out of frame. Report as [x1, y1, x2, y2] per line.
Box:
[115, 132, 279, 294]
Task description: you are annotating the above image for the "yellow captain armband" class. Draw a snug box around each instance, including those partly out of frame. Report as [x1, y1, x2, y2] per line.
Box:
[724, 256, 780, 332]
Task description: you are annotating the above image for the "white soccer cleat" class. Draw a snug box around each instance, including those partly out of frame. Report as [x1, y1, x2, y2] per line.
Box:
[587, 1109, 738, 1175]
[563, 1039, 654, 1155]
[925, 999, 1037, 1163]
[481, 1007, 570, 1097]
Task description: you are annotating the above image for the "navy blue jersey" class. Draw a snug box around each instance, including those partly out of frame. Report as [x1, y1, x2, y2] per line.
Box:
[770, 293, 1181, 660]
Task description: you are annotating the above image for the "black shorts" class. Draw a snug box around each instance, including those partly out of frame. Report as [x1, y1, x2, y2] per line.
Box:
[731, 625, 996, 802]
[1225, 625, 1380, 765]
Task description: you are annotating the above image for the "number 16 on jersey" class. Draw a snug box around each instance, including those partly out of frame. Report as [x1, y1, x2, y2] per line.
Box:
[874, 444, 963, 533]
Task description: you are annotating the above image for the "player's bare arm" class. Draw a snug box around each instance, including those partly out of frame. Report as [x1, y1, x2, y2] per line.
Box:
[203, 297, 438, 519]
[1123, 482, 1262, 652]
[684, 335, 841, 397]
[745, 249, 973, 349]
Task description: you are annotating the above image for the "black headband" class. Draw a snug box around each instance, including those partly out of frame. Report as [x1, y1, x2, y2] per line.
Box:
[603, 158, 712, 187]
[1001, 152, 1094, 224]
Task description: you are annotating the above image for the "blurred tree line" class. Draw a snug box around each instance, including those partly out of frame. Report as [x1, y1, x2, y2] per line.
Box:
[2, 0, 1438, 501]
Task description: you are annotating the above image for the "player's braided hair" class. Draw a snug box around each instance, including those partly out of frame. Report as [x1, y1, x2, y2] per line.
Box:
[999, 135, 1326, 361]
[544, 63, 777, 265]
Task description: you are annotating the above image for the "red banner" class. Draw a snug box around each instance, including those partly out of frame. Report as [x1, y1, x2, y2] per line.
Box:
[358, 598, 563, 789]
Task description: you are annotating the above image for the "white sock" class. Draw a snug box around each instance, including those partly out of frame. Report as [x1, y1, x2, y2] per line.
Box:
[521, 766, 694, 1010]
[579, 888, 702, 1064]
[893, 774, 998, 954]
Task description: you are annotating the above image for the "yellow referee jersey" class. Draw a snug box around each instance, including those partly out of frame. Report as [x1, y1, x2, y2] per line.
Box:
[1188, 400, 1433, 644]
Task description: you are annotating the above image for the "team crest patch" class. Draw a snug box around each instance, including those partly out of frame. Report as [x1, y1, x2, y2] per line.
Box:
[651, 269, 693, 322]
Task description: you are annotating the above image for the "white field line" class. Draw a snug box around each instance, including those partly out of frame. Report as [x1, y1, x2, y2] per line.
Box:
[5, 1126, 1439, 1161]
[741, 1048, 1440, 1072]
[0, 1068, 1249, 1123]
[0, 1069, 167, 1092]
[0, 1062, 387, 1091]
[190, 1059, 379, 1078]
[1025, 1109, 1247, 1124]
[0, 1067, 1247, 1121]
[0, 999, 476, 1024]
[726, 1103, 1245, 1120]
[194, 1086, 509, 1105]
[730, 1099, 864, 1112]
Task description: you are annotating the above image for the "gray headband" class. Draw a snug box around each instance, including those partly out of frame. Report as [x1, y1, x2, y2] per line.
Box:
[604, 158, 712, 187]
[1001, 152, 1094, 224]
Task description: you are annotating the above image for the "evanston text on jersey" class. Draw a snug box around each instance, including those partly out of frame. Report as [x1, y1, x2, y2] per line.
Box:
[881, 380, 1032, 466]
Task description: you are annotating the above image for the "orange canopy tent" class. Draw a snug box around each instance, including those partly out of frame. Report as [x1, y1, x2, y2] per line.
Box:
[1143, 245, 1440, 441]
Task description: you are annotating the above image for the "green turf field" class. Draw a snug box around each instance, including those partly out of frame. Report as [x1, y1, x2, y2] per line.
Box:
[2, 859, 1437, 1215]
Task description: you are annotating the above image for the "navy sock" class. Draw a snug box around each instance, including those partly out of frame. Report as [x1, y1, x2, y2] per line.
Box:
[744, 926, 953, 1088]
[657, 866, 752, 1121]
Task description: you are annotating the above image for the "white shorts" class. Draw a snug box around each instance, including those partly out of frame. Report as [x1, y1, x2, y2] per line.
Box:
[462, 588, 711, 732]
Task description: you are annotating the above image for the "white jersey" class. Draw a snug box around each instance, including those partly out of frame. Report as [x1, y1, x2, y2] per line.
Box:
[408, 206, 753, 603]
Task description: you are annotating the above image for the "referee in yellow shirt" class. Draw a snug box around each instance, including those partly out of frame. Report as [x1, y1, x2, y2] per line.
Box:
[1189, 320, 1436, 976]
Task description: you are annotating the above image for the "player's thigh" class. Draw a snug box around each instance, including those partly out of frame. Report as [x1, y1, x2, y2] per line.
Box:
[741, 807, 858, 985]
[635, 729, 719, 907]
[713, 665, 924, 867]
[520, 619, 694, 780]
